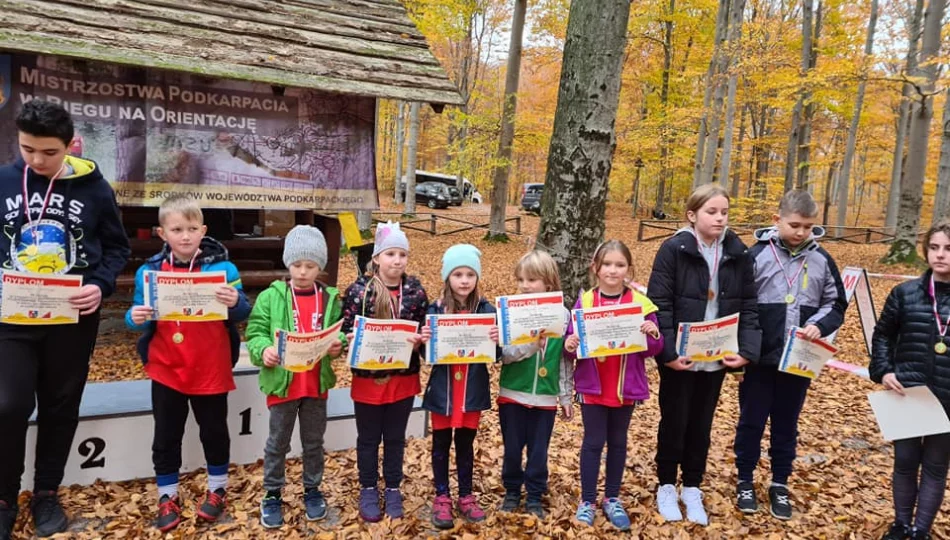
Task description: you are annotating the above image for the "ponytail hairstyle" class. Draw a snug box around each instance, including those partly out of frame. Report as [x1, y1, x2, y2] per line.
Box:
[362, 260, 398, 319]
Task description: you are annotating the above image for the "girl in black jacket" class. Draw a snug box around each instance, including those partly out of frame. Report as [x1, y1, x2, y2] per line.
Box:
[646, 184, 761, 526]
[871, 220, 950, 540]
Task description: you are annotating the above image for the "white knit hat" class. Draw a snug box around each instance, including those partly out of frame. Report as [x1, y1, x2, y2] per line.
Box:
[372, 221, 410, 256]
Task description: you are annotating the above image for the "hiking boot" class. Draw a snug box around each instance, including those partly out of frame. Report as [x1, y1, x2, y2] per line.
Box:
[156, 495, 182, 532]
[909, 528, 932, 540]
[881, 521, 909, 540]
[768, 485, 792, 521]
[304, 488, 327, 521]
[525, 499, 545, 519]
[384, 488, 403, 519]
[31, 490, 68, 537]
[601, 497, 631, 531]
[500, 490, 520, 512]
[0, 500, 17, 540]
[431, 494, 454, 530]
[359, 487, 381, 523]
[457, 494, 486, 523]
[575, 501, 595, 526]
[737, 481, 758, 513]
[260, 490, 283, 529]
[656, 484, 682, 522]
[680, 487, 708, 526]
[197, 489, 227, 522]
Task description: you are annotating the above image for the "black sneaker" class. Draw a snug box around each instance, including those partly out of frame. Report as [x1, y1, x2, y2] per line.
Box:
[500, 491, 520, 512]
[882, 521, 910, 540]
[909, 528, 931, 540]
[768, 485, 792, 520]
[736, 481, 757, 514]
[156, 495, 182, 532]
[30, 490, 68, 537]
[525, 499, 545, 519]
[0, 500, 16, 540]
[197, 488, 227, 522]
[304, 488, 327, 521]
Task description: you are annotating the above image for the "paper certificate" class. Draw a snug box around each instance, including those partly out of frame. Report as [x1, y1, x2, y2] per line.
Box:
[777, 327, 838, 380]
[0, 271, 82, 325]
[144, 271, 228, 322]
[675, 313, 739, 362]
[275, 320, 345, 373]
[425, 314, 496, 365]
[347, 316, 419, 370]
[868, 386, 950, 441]
[496, 292, 565, 346]
[572, 304, 647, 359]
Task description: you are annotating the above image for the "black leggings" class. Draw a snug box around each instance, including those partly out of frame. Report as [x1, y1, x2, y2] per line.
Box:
[892, 433, 950, 532]
[432, 428, 477, 497]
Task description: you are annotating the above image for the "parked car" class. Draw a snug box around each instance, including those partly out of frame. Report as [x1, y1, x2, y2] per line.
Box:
[413, 181, 450, 209]
[447, 186, 463, 206]
[520, 183, 544, 213]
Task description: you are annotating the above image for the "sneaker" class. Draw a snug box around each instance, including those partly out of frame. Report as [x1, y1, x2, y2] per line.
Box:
[197, 488, 227, 522]
[525, 499, 545, 519]
[304, 488, 327, 522]
[768, 485, 792, 521]
[431, 494, 454, 530]
[260, 491, 283, 529]
[736, 481, 758, 513]
[500, 491, 520, 512]
[0, 501, 15, 540]
[655, 484, 682, 522]
[384, 488, 403, 519]
[457, 494, 486, 523]
[575, 501, 595, 526]
[359, 487, 382, 523]
[601, 498, 631, 531]
[909, 528, 932, 540]
[156, 495, 182, 532]
[680, 487, 708, 525]
[31, 490, 68, 537]
[881, 521, 909, 540]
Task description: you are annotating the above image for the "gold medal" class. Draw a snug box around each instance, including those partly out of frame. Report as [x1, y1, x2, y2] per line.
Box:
[707, 289, 715, 301]
[454, 370, 463, 381]
[936, 342, 948, 354]
[172, 332, 184, 344]
[538, 367, 548, 377]
[374, 375, 391, 385]
[785, 294, 795, 304]
[598, 357, 606, 363]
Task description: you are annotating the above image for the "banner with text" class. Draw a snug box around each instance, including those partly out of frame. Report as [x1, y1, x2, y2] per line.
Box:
[0, 52, 378, 210]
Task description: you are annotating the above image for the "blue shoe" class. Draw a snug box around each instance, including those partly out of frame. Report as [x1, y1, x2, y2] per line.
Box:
[602, 497, 631, 531]
[260, 491, 283, 529]
[304, 488, 327, 521]
[575, 501, 595, 526]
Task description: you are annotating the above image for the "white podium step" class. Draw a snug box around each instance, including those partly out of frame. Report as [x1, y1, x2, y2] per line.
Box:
[21, 353, 428, 490]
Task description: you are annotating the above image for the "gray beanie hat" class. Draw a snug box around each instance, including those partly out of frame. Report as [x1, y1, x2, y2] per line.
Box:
[283, 225, 328, 269]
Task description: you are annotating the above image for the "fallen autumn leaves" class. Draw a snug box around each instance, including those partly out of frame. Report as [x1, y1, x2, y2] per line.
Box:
[22, 204, 947, 539]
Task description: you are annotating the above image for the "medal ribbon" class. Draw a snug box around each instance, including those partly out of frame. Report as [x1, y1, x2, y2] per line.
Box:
[929, 274, 950, 341]
[768, 240, 807, 294]
[169, 250, 200, 334]
[290, 284, 322, 333]
[22, 163, 66, 248]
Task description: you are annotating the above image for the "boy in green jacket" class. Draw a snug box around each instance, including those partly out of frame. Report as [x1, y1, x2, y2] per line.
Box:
[245, 225, 346, 528]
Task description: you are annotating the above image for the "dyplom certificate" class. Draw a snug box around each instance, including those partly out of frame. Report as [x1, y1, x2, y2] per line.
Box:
[0, 271, 82, 325]
[675, 313, 740, 362]
[777, 327, 838, 380]
[143, 271, 228, 322]
[496, 291, 565, 346]
[347, 316, 419, 370]
[425, 314, 497, 365]
[275, 320, 345, 373]
[572, 304, 647, 359]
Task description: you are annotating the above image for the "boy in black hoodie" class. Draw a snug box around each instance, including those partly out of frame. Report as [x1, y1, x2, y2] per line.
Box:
[0, 100, 131, 539]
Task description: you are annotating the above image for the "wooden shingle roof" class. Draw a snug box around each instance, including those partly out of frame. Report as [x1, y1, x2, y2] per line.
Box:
[0, 0, 464, 106]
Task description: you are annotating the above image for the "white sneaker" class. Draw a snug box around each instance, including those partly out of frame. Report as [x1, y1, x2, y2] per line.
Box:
[680, 487, 709, 525]
[655, 484, 682, 522]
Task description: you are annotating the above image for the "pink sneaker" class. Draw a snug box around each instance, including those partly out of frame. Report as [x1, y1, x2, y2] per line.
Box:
[431, 494, 454, 530]
[457, 494, 486, 523]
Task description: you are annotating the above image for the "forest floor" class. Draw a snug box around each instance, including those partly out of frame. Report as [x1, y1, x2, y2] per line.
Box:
[11, 203, 947, 539]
